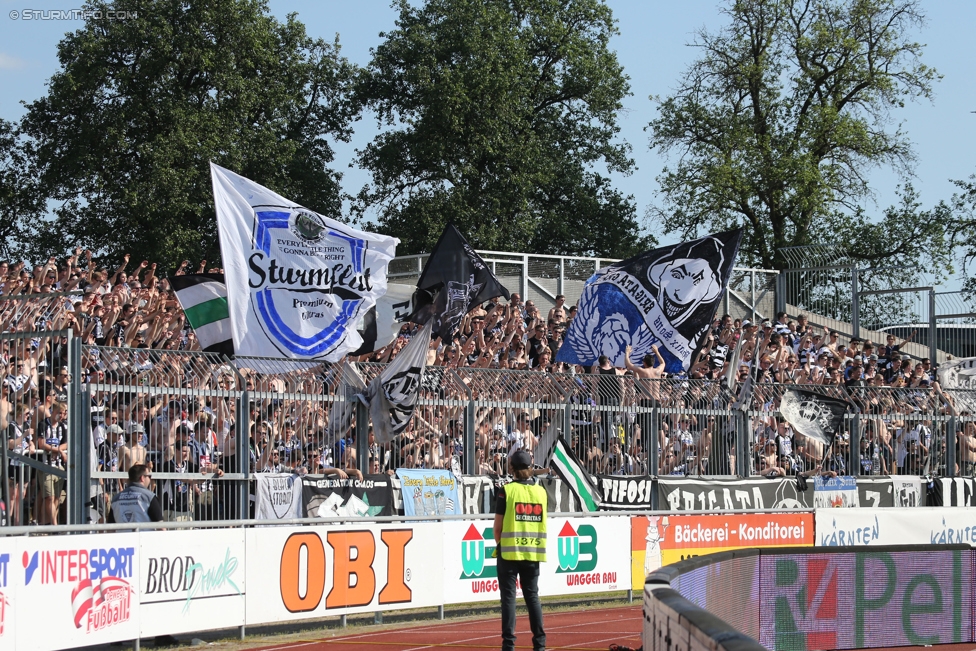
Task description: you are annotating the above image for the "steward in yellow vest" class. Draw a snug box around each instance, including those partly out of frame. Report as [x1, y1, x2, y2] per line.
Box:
[493, 449, 548, 651]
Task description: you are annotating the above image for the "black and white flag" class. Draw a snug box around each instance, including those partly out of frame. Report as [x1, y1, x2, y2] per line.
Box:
[350, 283, 416, 356]
[938, 357, 976, 414]
[406, 224, 510, 342]
[780, 389, 850, 450]
[364, 321, 433, 444]
[556, 229, 742, 373]
[326, 362, 367, 440]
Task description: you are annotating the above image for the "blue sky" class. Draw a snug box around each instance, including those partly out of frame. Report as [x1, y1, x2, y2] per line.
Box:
[1, 0, 974, 281]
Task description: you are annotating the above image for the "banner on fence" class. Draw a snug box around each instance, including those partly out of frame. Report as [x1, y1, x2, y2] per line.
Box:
[458, 476, 494, 514]
[138, 529, 245, 638]
[396, 469, 461, 516]
[932, 478, 976, 506]
[629, 512, 814, 591]
[303, 475, 394, 518]
[813, 476, 859, 508]
[539, 476, 579, 513]
[254, 474, 303, 521]
[890, 477, 923, 507]
[658, 477, 814, 512]
[596, 475, 653, 511]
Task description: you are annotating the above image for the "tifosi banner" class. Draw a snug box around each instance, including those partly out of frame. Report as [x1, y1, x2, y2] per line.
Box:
[596, 475, 653, 510]
[211, 163, 398, 361]
[303, 475, 394, 518]
[629, 513, 813, 591]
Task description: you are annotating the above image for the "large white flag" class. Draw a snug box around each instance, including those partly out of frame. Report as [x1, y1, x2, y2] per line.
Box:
[211, 163, 398, 361]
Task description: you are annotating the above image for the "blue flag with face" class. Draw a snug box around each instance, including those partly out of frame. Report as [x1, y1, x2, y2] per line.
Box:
[556, 229, 743, 374]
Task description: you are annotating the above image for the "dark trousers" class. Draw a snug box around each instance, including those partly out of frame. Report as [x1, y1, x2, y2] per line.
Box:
[497, 556, 546, 651]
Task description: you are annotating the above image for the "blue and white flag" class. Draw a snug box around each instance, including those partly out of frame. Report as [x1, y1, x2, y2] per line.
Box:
[211, 163, 399, 361]
[556, 229, 742, 373]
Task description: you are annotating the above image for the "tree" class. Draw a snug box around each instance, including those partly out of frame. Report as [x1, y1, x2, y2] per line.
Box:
[647, 0, 949, 272]
[949, 176, 976, 296]
[21, 0, 356, 270]
[355, 0, 652, 257]
[0, 119, 44, 261]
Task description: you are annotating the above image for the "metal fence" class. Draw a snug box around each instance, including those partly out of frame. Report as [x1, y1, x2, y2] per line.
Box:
[6, 330, 976, 527]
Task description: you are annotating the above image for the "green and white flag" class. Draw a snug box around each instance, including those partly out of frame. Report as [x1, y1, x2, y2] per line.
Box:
[169, 273, 234, 356]
[549, 436, 602, 512]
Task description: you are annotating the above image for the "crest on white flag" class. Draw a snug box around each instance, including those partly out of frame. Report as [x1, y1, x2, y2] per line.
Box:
[211, 163, 399, 361]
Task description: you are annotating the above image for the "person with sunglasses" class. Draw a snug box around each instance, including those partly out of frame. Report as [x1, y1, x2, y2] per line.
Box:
[108, 463, 162, 523]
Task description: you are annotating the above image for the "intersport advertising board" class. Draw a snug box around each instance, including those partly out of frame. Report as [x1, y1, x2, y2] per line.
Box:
[12, 533, 141, 651]
[444, 517, 630, 604]
[245, 523, 443, 625]
[815, 507, 976, 547]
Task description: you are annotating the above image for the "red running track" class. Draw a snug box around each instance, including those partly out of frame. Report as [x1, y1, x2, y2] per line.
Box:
[251, 605, 644, 651]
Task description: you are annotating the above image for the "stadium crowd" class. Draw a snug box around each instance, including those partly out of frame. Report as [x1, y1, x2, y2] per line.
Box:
[1, 253, 973, 524]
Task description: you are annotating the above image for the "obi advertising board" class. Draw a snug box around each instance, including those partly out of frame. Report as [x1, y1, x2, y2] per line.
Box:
[630, 512, 814, 590]
[443, 517, 630, 604]
[815, 507, 976, 547]
[245, 522, 442, 625]
[138, 529, 245, 638]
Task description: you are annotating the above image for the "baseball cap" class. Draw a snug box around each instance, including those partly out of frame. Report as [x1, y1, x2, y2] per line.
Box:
[509, 449, 533, 470]
[106, 424, 124, 435]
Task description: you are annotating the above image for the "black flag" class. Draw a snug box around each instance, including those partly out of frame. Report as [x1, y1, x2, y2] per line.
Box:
[405, 224, 510, 342]
[779, 389, 850, 449]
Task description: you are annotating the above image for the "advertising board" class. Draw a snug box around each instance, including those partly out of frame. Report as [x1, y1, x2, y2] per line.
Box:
[245, 523, 442, 624]
[443, 516, 630, 604]
[760, 550, 973, 650]
[630, 512, 814, 590]
[16, 533, 140, 651]
[138, 529, 245, 637]
[815, 507, 976, 547]
[0, 538, 16, 646]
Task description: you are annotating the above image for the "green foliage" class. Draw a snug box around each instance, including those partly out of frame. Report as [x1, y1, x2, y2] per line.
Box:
[948, 176, 976, 296]
[647, 0, 944, 271]
[21, 0, 356, 270]
[0, 119, 44, 261]
[354, 0, 651, 257]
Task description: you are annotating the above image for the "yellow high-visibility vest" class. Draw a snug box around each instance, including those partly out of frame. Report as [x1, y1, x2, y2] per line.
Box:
[500, 481, 548, 562]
